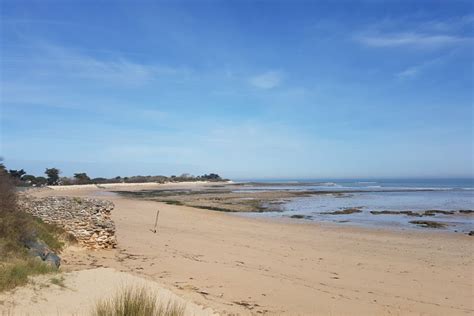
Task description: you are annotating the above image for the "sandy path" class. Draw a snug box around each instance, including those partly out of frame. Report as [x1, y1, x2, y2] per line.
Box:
[33, 186, 474, 315]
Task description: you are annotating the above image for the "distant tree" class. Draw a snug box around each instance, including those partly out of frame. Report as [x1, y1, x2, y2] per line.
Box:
[59, 177, 74, 185]
[22, 175, 37, 183]
[73, 172, 91, 185]
[45, 168, 61, 185]
[200, 173, 222, 181]
[8, 169, 26, 180]
[92, 177, 108, 184]
[20, 175, 47, 186]
[34, 176, 48, 186]
[0, 158, 6, 174]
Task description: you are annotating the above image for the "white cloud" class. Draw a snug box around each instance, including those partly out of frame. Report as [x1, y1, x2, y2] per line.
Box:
[395, 56, 444, 79]
[2, 41, 190, 86]
[355, 15, 474, 49]
[249, 71, 282, 89]
[356, 33, 471, 48]
[396, 66, 420, 79]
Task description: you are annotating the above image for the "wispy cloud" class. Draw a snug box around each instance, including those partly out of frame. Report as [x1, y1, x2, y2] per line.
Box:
[354, 15, 474, 49]
[396, 66, 420, 79]
[249, 71, 283, 89]
[2, 41, 190, 86]
[357, 33, 471, 48]
[40, 43, 189, 85]
[396, 56, 445, 79]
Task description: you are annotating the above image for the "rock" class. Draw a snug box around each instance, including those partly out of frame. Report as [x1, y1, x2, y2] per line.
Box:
[44, 253, 61, 268]
[322, 208, 362, 215]
[409, 220, 447, 229]
[25, 239, 61, 268]
[469, 231, 474, 236]
[25, 240, 49, 260]
[20, 196, 117, 250]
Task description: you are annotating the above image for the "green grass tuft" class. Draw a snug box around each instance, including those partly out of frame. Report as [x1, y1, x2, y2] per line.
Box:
[92, 286, 185, 316]
[32, 218, 66, 252]
[0, 259, 57, 292]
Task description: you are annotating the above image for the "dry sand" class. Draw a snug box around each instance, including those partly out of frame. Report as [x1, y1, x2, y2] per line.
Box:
[0, 267, 216, 316]
[8, 184, 474, 315]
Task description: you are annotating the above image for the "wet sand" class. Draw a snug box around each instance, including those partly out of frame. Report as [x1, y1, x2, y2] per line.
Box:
[31, 183, 473, 315]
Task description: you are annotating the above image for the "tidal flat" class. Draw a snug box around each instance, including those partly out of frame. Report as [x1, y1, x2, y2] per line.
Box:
[114, 181, 473, 233]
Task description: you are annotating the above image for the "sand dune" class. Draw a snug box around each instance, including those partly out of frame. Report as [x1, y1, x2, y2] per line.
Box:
[0, 267, 216, 316]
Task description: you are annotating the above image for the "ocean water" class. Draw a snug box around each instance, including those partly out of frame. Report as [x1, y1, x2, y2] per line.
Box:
[237, 179, 474, 233]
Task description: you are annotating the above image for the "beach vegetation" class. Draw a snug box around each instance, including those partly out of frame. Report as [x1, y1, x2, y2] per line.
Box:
[92, 285, 185, 316]
[0, 258, 57, 292]
[0, 170, 64, 292]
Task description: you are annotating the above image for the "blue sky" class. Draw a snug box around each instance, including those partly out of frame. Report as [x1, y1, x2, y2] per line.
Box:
[1, 0, 473, 179]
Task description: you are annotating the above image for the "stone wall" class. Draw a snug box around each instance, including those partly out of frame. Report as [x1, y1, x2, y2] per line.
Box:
[20, 196, 117, 249]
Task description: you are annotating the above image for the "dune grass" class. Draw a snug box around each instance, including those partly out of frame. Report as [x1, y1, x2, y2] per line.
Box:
[92, 286, 185, 316]
[0, 259, 57, 292]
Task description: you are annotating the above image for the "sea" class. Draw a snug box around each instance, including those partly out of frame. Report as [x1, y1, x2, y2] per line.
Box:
[235, 179, 474, 233]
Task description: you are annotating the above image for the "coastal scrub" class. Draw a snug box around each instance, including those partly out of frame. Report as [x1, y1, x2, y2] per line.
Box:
[0, 170, 64, 292]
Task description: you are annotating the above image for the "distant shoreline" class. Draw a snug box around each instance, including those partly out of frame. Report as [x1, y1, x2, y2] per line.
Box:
[23, 180, 233, 191]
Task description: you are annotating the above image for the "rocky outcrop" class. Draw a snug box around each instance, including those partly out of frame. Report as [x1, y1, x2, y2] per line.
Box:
[25, 239, 61, 268]
[21, 196, 117, 249]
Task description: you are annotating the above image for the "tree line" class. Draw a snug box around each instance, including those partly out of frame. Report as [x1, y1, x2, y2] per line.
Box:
[0, 162, 225, 187]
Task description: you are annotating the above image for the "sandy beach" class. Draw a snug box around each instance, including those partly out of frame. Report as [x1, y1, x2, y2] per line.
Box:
[9, 183, 473, 315]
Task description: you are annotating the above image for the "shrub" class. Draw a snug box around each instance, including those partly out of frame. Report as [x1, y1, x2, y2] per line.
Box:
[92, 286, 185, 316]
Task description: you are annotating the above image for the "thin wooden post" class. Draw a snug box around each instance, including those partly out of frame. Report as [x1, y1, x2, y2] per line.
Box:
[152, 210, 160, 233]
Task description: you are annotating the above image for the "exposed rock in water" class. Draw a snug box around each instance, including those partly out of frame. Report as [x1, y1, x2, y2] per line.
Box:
[322, 208, 362, 215]
[409, 220, 447, 229]
[371, 210, 456, 217]
[459, 210, 474, 214]
[289, 214, 313, 219]
[469, 231, 474, 236]
[370, 210, 422, 217]
[424, 210, 455, 215]
[20, 196, 117, 250]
